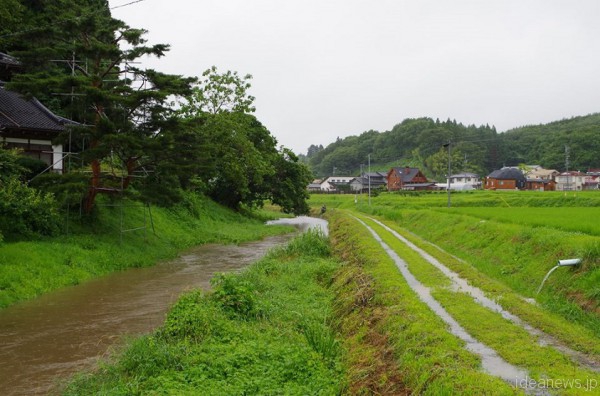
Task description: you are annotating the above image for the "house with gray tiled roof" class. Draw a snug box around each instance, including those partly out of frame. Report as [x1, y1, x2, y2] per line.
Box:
[0, 52, 22, 82]
[0, 83, 74, 172]
[485, 167, 526, 190]
[387, 166, 433, 191]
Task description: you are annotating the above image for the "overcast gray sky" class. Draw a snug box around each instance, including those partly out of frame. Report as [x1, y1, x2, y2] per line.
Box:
[110, 0, 600, 155]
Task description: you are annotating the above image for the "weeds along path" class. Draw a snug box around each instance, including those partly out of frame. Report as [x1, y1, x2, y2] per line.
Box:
[366, 216, 600, 373]
[352, 214, 600, 394]
[351, 216, 529, 385]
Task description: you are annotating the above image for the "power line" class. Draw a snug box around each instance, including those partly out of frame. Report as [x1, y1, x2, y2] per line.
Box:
[111, 0, 147, 10]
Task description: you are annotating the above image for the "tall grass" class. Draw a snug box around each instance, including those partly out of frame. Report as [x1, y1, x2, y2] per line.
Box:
[0, 192, 292, 308]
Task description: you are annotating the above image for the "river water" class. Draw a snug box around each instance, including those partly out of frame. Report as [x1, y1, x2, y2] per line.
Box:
[0, 217, 327, 396]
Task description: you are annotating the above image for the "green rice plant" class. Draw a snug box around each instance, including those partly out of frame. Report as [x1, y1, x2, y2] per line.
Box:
[310, 190, 600, 212]
[441, 207, 600, 236]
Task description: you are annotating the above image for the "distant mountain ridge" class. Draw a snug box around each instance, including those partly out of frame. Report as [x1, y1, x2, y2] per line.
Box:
[304, 113, 600, 179]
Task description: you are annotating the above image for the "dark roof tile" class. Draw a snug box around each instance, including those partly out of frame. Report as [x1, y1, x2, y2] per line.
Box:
[0, 86, 71, 133]
[487, 167, 526, 181]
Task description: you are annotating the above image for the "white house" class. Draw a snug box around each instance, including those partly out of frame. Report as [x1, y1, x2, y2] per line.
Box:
[320, 176, 354, 192]
[445, 172, 481, 190]
[555, 171, 588, 191]
[525, 167, 559, 181]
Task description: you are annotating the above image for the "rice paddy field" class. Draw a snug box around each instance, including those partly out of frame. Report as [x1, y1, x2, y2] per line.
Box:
[439, 207, 600, 236]
[307, 190, 600, 393]
[310, 190, 600, 209]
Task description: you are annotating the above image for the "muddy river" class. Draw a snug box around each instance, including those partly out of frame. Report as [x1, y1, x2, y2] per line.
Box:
[0, 217, 327, 395]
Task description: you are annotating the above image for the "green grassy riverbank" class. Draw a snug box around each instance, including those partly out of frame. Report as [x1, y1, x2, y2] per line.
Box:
[61, 231, 345, 395]
[0, 194, 291, 309]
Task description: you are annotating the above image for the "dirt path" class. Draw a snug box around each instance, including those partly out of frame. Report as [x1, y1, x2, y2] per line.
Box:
[352, 214, 600, 394]
[367, 216, 600, 373]
[353, 216, 532, 385]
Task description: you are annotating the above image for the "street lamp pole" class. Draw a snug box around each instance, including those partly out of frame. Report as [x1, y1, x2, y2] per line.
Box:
[443, 141, 451, 207]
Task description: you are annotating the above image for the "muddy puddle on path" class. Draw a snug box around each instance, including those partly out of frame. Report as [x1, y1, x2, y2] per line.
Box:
[0, 217, 327, 396]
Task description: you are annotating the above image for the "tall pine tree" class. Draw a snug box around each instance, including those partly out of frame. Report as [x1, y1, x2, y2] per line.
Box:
[2, 0, 194, 212]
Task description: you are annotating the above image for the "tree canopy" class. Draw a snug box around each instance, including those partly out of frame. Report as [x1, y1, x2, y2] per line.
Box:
[1, 0, 312, 218]
[175, 67, 311, 214]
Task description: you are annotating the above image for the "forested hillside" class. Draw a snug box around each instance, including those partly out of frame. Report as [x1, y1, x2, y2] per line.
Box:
[305, 114, 600, 179]
[499, 113, 600, 171]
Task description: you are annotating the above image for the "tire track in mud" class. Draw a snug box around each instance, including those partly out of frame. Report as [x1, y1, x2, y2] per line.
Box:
[366, 216, 600, 374]
[352, 216, 533, 389]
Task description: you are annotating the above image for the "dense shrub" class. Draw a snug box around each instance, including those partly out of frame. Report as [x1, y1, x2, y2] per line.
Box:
[210, 273, 260, 318]
[0, 148, 26, 182]
[15, 156, 48, 181]
[0, 178, 60, 238]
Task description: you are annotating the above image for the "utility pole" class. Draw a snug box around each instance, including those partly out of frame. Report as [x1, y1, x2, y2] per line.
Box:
[360, 164, 364, 195]
[443, 141, 452, 207]
[565, 145, 570, 192]
[368, 154, 371, 206]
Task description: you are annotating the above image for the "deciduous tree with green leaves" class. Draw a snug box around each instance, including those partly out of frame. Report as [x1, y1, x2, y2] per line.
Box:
[177, 67, 311, 214]
[178, 66, 256, 116]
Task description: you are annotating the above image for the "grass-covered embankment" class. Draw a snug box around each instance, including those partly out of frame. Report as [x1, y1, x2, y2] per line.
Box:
[328, 210, 516, 394]
[62, 231, 345, 395]
[0, 193, 291, 308]
[357, 214, 600, 394]
[371, 208, 600, 335]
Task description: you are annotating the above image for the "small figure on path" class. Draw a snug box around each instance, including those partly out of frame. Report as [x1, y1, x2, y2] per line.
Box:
[320, 205, 326, 217]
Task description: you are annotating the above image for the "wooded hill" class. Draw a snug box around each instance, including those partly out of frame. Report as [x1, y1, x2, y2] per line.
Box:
[304, 114, 600, 180]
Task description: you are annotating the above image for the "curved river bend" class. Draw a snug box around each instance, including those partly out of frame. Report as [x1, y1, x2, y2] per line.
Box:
[0, 217, 327, 395]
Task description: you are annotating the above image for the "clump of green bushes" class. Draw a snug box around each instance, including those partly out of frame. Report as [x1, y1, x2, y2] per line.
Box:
[0, 178, 60, 239]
